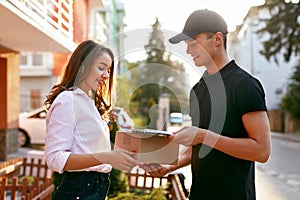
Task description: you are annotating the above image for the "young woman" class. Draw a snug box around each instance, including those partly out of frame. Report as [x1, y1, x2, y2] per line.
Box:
[44, 40, 138, 200]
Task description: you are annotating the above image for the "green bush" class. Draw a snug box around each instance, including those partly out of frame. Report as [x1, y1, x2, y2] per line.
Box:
[19, 176, 35, 185]
[148, 187, 168, 200]
[107, 169, 129, 198]
[107, 112, 129, 198]
[131, 114, 148, 128]
[108, 187, 167, 200]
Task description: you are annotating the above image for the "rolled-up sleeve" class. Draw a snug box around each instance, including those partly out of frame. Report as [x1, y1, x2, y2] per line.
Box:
[45, 92, 75, 173]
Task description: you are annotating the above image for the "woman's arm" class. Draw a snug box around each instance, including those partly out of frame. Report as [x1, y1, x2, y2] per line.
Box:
[64, 150, 139, 172]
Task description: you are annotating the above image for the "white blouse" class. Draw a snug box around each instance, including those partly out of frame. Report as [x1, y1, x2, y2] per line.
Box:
[45, 88, 112, 174]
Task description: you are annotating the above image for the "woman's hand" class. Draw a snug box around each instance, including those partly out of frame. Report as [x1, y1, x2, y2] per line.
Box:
[100, 150, 139, 172]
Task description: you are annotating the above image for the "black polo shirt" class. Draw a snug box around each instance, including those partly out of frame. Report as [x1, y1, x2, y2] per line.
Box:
[189, 60, 267, 200]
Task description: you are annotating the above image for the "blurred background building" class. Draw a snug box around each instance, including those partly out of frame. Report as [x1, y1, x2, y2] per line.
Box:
[228, 5, 299, 132]
[0, 0, 125, 160]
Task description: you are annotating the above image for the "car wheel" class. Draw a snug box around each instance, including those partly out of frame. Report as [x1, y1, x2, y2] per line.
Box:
[18, 128, 30, 147]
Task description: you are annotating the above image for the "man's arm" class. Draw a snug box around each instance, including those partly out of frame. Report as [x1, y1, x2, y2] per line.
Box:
[173, 111, 271, 162]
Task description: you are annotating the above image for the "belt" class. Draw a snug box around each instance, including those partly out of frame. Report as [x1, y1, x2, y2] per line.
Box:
[64, 171, 109, 181]
[53, 171, 109, 187]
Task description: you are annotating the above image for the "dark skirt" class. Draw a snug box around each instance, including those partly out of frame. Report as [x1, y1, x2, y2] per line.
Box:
[52, 171, 110, 200]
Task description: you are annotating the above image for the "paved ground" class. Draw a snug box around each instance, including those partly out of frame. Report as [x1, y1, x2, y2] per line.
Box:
[256, 166, 288, 200]
[271, 131, 300, 143]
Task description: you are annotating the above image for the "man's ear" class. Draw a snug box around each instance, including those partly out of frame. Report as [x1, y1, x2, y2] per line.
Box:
[214, 32, 223, 46]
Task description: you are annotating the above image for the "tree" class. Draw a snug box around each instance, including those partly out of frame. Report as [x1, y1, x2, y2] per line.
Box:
[257, 0, 300, 63]
[280, 63, 300, 120]
[130, 18, 189, 123]
[258, 0, 300, 121]
[114, 62, 138, 109]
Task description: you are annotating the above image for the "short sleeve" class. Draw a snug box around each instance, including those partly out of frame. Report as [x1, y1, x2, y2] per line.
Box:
[235, 77, 267, 115]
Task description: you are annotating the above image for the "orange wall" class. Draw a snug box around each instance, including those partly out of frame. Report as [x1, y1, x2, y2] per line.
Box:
[0, 58, 8, 128]
[53, 53, 69, 76]
[53, 0, 106, 77]
[0, 54, 19, 129]
[73, 0, 88, 43]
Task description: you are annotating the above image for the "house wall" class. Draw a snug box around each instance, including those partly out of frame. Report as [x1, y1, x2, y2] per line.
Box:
[73, 0, 89, 43]
[20, 77, 56, 112]
[0, 53, 20, 160]
[0, 0, 80, 160]
[19, 0, 94, 112]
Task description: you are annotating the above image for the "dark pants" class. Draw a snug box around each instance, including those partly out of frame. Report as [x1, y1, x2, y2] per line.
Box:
[52, 171, 110, 200]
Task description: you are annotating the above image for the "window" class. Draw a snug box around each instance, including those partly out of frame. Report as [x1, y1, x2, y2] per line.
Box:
[20, 53, 45, 67]
[20, 55, 27, 65]
[30, 89, 41, 109]
[32, 54, 43, 66]
[94, 11, 108, 42]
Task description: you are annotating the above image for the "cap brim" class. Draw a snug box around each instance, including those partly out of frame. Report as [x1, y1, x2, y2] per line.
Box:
[169, 33, 191, 44]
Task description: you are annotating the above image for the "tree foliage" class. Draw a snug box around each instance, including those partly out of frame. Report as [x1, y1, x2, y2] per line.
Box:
[257, 0, 300, 63]
[258, 0, 300, 121]
[280, 62, 300, 119]
[125, 18, 189, 126]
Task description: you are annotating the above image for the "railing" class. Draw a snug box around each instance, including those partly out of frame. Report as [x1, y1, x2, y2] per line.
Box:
[126, 167, 187, 200]
[126, 167, 169, 192]
[0, 177, 54, 200]
[5, 0, 73, 40]
[0, 157, 23, 178]
[1, 158, 187, 199]
[0, 157, 54, 200]
[167, 174, 187, 200]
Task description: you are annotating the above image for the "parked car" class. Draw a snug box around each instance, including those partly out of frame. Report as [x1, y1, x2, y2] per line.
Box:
[170, 112, 183, 125]
[18, 107, 47, 147]
[18, 106, 135, 147]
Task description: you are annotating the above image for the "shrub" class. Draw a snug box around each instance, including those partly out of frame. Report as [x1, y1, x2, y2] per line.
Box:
[108, 187, 167, 200]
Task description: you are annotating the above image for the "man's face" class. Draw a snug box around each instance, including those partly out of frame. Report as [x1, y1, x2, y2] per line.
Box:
[185, 33, 215, 67]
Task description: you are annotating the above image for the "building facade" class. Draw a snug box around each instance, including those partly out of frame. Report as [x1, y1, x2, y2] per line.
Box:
[228, 6, 298, 132]
[0, 0, 126, 160]
[19, 0, 126, 113]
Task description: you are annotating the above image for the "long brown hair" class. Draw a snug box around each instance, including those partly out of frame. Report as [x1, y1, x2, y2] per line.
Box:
[44, 40, 115, 115]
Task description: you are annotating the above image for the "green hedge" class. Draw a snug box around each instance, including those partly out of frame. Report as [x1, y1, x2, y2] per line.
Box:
[108, 187, 167, 200]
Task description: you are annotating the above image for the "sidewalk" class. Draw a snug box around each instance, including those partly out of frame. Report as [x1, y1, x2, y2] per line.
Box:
[7, 146, 45, 161]
[256, 167, 287, 200]
[271, 131, 300, 143]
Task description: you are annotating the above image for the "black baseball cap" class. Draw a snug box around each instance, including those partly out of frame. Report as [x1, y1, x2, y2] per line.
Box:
[169, 9, 228, 44]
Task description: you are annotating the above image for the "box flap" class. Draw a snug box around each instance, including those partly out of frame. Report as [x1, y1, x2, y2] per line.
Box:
[122, 129, 172, 137]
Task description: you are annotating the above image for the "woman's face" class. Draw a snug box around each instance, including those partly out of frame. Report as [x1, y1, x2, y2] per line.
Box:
[80, 52, 112, 94]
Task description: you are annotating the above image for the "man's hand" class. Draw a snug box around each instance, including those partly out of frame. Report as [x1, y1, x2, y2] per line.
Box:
[173, 126, 206, 146]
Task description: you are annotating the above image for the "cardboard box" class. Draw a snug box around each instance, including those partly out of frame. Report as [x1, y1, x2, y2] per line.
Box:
[114, 129, 179, 165]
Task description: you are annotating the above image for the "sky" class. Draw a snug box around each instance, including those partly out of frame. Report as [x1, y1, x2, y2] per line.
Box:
[121, 0, 265, 32]
[118, 0, 265, 86]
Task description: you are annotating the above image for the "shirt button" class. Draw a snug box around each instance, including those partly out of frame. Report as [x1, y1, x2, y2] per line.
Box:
[76, 197, 80, 199]
[87, 183, 90, 186]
